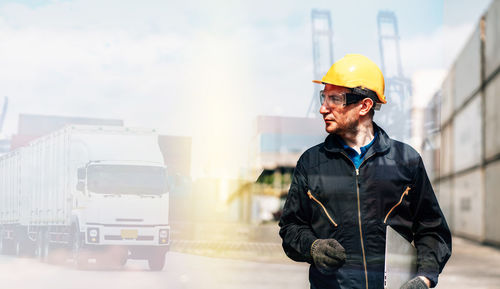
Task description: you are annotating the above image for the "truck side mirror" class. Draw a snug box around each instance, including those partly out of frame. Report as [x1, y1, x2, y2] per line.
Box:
[77, 167, 86, 180]
[76, 181, 85, 192]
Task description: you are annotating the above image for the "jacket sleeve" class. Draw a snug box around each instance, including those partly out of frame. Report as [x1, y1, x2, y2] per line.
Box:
[410, 157, 452, 288]
[278, 158, 317, 264]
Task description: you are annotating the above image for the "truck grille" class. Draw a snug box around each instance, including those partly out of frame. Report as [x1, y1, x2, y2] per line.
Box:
[115, 218, 144, 222]
[104, 235, 154, 241]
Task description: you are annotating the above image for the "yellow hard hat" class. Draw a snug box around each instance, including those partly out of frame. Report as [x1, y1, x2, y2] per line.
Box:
[313, 54, 386, 104]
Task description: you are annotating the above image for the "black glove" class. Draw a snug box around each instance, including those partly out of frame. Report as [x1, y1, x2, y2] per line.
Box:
[400, 277, 429, 289]
[310, 239, 346, 275]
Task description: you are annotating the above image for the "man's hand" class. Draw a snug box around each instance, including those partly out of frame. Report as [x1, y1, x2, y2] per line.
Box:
[400, 276, 430, 289]
[310, 239, 346, 275]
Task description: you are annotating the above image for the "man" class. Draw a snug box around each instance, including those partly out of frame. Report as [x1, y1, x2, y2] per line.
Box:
[279, 54, 451, 289]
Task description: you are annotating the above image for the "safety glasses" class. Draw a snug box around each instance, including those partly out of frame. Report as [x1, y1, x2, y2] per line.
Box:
[320, 89, 381, 110]
[319, 90, 347, 107]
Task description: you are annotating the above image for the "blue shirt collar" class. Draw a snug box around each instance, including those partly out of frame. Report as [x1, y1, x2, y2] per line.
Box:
[336, 131, 378, 157]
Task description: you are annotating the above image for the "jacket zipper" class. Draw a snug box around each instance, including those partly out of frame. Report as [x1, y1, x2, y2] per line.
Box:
[383, 186, 411, 224]
[307, 191, 338, 227]
[341, 151, 376, 289]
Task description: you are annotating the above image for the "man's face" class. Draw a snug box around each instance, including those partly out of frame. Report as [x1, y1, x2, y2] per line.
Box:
[319, 84, 361, 135]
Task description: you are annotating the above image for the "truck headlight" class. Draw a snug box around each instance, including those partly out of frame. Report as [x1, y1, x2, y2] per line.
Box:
[89, 229, 98, 237]
[159, 229, 169, 244]
[87, 228, 99, 243]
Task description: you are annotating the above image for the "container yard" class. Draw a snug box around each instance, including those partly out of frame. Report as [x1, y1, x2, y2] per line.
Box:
[423, 0, 500, 246]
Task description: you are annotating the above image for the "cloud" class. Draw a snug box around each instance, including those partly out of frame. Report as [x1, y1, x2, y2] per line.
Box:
[1, 0, 477, 178]
[0, 0, 314, 178]
[0, 1, 195, 137]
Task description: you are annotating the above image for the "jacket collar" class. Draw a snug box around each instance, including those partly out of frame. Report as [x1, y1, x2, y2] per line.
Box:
[323, 122, 391, 155]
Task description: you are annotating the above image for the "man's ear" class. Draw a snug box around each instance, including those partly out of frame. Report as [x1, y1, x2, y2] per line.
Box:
[359, 98, 374, 116]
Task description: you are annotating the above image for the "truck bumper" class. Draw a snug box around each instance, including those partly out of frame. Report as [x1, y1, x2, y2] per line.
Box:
[83, 223, 170, 246]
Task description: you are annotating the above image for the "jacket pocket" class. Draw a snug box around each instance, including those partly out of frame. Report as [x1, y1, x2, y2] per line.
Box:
[307, 190, 338, 227]
[383, 186, 411, 224]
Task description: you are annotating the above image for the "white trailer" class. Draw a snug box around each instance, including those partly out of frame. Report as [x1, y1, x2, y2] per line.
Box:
[0, 125, 170, 270]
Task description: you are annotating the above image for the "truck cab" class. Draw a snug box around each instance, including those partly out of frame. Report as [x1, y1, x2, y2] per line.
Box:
[72, 160, 170, 270]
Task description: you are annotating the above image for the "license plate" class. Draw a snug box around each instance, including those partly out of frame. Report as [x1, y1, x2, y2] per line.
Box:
[121, 229, 138, 239]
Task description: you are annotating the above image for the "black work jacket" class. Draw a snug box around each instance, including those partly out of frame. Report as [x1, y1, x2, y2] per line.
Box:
[279, 124, 451, 289]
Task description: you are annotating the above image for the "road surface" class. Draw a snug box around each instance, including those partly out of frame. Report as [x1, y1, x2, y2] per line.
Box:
[0, 251, 308, 289]
[0, 236, 499, 289]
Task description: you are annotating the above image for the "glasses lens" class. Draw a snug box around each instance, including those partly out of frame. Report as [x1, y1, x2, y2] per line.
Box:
[320, 90, 345, 107]
[319, 90, 325, 105]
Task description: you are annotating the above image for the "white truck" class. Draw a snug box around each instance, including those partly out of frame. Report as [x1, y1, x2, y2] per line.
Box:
[0, 125, 170, 270]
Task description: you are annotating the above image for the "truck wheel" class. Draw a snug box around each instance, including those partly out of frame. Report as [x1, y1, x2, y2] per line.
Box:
[72, 227, 89, 269]
[116, 247, 128, 267]
[120, 253, 128, 266]
[14, 240, 21, 256]
[148, 253, 166, 271]
[26, 242, 37, 257]
[35, 232, 48, 262]
[18, 239, 36, 257]
[1, 238, 16, 255]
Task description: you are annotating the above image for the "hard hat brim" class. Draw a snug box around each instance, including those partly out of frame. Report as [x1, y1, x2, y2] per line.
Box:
[312, 79, 345, 86]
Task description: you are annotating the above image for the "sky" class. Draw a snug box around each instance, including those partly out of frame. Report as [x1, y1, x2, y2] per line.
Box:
[0, 0, 493, 178]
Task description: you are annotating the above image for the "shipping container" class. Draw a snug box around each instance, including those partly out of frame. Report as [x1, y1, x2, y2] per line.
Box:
[440, 68, 455, 126]
[485, 160, 500, 244]
[430, 0, 500, 245]
[453, 94, 483, 172]
[439, 124, 454, 177]
[453, 169, 485, 240]
[485, 0, 500, 79]
[454, 25, 482, 110]
[437, 179, 454, 231]
[485, 73, 500, 160]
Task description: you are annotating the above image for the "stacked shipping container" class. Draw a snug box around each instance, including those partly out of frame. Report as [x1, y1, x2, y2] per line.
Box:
[425, 0, 500, 245]
[484, 0, 500, 244]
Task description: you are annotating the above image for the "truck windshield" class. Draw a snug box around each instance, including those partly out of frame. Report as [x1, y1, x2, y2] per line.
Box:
[87, 165, 167, 195]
